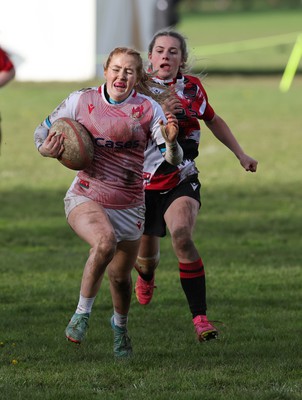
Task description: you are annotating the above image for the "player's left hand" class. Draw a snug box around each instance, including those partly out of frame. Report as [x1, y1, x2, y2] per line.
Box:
[159, 112, 179, 144]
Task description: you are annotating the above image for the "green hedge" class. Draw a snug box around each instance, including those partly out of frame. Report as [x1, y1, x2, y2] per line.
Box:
[181, 0, 302, 13]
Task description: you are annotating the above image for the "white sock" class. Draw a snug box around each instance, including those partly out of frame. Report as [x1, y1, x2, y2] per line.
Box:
[76, 294, 96, 314]
[113, 310, 128, 329]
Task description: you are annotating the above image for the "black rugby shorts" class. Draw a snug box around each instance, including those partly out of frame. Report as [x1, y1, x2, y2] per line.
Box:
[144, 177, 201, 237]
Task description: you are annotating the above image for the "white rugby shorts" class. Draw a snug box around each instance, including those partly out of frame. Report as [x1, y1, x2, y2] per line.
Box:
[64, 193, 145, 242]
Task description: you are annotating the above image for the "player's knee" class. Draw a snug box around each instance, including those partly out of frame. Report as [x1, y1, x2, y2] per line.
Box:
[109, 272, 131, 291]
[171, 227, 193, 253]
[91, 233, 116, 266]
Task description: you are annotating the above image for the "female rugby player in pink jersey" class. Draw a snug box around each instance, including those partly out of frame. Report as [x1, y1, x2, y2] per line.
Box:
[34, 47, 183, 358]
[134, 31, 258, 342]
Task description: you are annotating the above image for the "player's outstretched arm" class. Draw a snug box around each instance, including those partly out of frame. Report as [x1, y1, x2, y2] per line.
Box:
[205, 114, 258, 173]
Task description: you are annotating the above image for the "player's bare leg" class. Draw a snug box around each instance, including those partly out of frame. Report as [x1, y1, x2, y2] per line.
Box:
[108, 239, 140, 357]
[65, 201, 116, 344]
[165, 196, 218, 341]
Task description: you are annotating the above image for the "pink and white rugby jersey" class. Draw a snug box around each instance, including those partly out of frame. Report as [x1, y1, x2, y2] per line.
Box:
[34, 85, 167, 208]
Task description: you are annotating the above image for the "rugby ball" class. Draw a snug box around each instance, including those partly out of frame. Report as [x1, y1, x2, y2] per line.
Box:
[49, 118, 94, 170]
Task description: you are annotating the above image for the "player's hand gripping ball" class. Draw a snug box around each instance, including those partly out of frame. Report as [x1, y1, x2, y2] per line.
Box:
[49, 118, 94, 170]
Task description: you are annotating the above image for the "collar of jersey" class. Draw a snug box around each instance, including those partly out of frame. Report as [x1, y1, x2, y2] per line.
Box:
[100, 84, 136, 104]
[153, 73, 184, 87]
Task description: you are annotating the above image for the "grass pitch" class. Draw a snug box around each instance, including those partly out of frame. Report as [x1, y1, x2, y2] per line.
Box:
[0, 9, 302, 399]
[1, 74, 301, 400]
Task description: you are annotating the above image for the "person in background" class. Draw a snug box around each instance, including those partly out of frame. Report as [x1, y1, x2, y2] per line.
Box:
[34, 47, 182, 358]
[154, 0, 181, 32]
[0, 46, 15, 151]
[134, 31, 258, 342]
[0, 47, 15, 87]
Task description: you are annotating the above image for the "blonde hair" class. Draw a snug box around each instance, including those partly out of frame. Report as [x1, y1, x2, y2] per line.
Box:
[104, 47, 170, 103]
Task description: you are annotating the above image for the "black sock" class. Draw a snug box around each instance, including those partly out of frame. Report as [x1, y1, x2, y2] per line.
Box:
[179, 259, 207, 318]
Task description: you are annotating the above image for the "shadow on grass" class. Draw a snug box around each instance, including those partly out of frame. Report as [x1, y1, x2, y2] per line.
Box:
[0, 182, 301, 266]
[0, 187, 83, 253]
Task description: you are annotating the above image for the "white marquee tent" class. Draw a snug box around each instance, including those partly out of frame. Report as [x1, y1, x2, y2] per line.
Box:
[0, 0, 165, 81]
